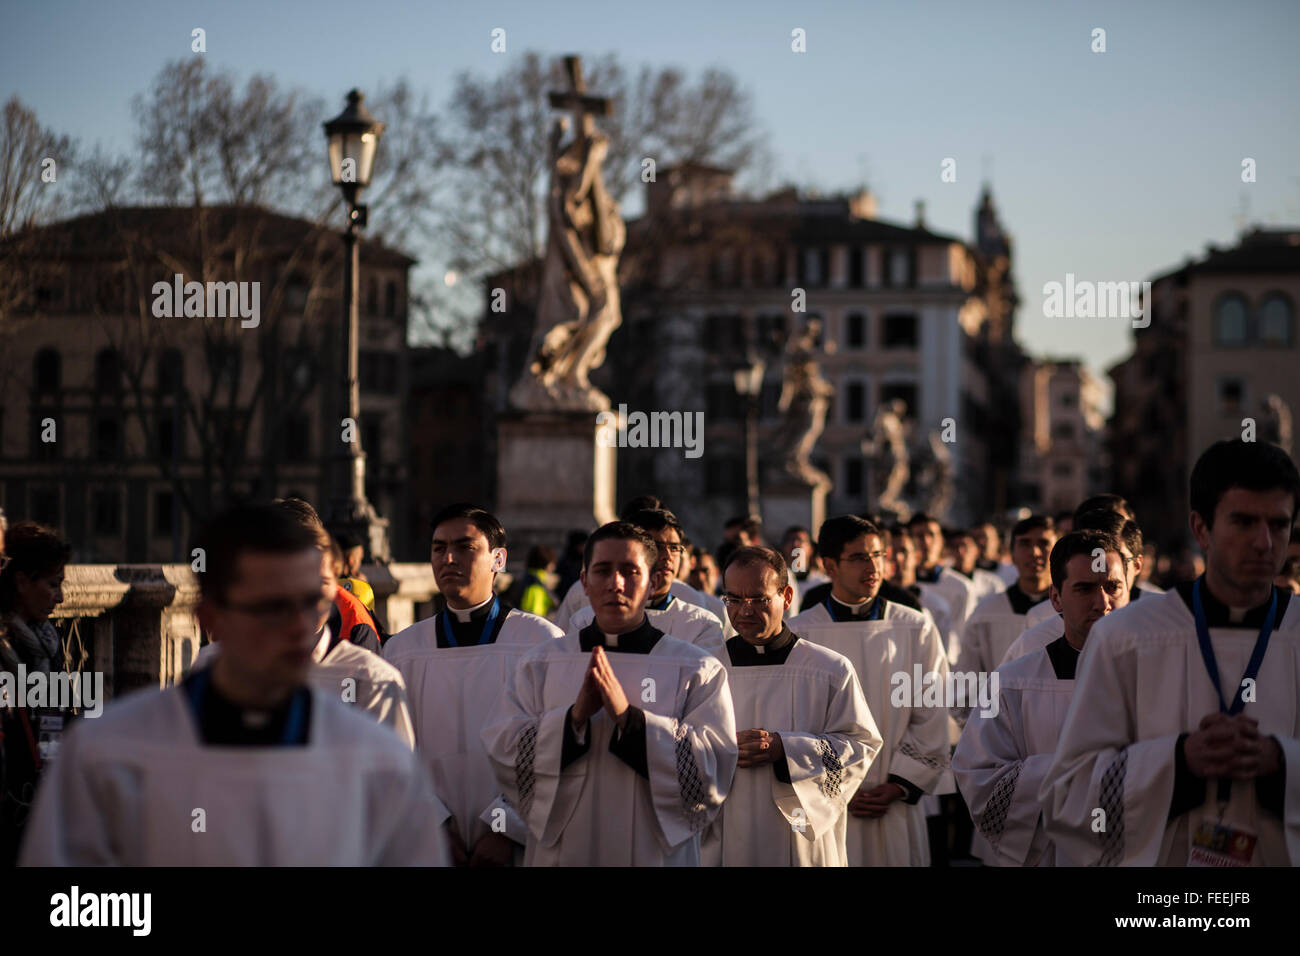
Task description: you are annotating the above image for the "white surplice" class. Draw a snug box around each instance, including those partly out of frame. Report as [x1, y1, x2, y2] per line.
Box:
[557, 577, 723, 630]
[704, 637, 882, 866]
[953, 640, 1078, 866]
[384, 607, 562, 848]
[999, 614, 1065, 667]
[20, 685, 448, 866]
[481, 626, 738, 865]
[1041, 588, 1300, 866]
[571, 597, 724, 660]
[953, 591, 1033, 727]
[789, 600, 951, 866]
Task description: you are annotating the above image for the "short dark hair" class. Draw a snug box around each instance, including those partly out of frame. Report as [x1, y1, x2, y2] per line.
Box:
[817, 515, 883, 562]
[0, 522, 71, 612]
[583, 521, 659, 571]
[192, 504, 324, 604]
[781, 525, 811, 541]
[1053, 510, 1075, 527]
[1075, 494, 1133, 522]
[946, 526, 975, 543]
[620, 495, 663, 518]
[906, 512, 938, 530]
[430, 503, 506, 550]
[1011, 515, 1056, 541]
[272, 497, 331, 550]
[526, 544, 556, 569]
[1075, 509, 1142, 558]
[1190, 440, 1300, 529]
[622, 507, 686, 541]
[725, 514, 763, 536]
[723, 546, 790, 590]
[1050, 530, 1125, 591]
[333, 528, 363, 552]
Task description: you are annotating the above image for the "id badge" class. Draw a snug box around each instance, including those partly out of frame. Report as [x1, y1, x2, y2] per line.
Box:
[37, 713, 65, 765]
[1188, 817, 1257, 867]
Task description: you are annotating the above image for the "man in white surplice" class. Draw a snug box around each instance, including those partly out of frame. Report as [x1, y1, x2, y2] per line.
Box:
[483, 521, 737, 865]
[384, 504, 563, 866]
[705, 547, 881, 866]
[954, 515, 1058, 727]
[20, 504, 447, 866]
[953, 530, 1130, 866]
[1043, 440, 1300, 866]
[790, 515, 950, 866]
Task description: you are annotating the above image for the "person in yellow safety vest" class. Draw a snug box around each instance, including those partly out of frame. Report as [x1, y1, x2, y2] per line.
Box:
[510, 545, 558, 619]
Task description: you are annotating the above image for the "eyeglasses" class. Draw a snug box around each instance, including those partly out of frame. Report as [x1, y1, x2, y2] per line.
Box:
[835, 551, 888, 565]
[221, 594, 333, 626]
[659, 543, 686, 556]
[722, 594, 776, 610]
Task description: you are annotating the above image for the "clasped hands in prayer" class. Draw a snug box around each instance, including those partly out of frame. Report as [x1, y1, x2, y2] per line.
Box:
[571, 646, 631, 733]
[1184, 712, 1282, 779]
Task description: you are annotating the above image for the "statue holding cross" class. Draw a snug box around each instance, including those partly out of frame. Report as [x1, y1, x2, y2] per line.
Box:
[510, 55, 627, 413]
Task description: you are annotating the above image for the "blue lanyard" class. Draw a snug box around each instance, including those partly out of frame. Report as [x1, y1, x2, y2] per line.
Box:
[1192, 577, 1276, 806]
[825, 596, 882, 622]
[441, 596, 500, 647]
[648, 593, 675, 612]
[186, 668, 308, 746]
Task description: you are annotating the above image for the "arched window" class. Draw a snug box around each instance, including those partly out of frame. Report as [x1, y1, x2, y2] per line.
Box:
[1213, 293, 1250, 346]
[95, 349, 121, 393]
[34, 348, 61, 393]
[1258, 293, 1294, 346]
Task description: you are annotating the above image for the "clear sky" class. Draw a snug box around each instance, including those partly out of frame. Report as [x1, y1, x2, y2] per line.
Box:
[5, 0, 1299, 385]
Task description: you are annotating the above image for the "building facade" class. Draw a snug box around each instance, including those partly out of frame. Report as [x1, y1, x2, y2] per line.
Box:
[1018, 359, 1108, 513]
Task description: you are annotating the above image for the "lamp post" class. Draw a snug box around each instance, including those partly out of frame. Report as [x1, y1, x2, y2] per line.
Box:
[323, 89, 390, 561]
[733, 353, 766, 519]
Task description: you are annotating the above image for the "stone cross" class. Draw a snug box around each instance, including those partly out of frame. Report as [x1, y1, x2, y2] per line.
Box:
[547, 55, 611, 139]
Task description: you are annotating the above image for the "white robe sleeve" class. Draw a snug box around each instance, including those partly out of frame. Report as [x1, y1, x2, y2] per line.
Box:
[1277, 735, 1300, 863]
[952, 688, 1049, 866]
[642, 662, 739, 848]
[480, 651, 589, 848]
[19, 722, 122, 865]
[370, 752, 452, 866]
[889, 617, 952, 795]
[773, 668, 881, 840]
[369, 680, 417, 749]
[1040, 628, 1177, 866]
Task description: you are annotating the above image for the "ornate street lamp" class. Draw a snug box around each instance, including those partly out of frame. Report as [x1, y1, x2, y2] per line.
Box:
[323, 89, 390, 561]
[733, 353, 766, 519]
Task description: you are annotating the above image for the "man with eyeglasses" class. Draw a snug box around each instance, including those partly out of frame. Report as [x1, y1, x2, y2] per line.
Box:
[703, 546, 880, 865]
[21, 504, 448, 866]
[568, 508, 727, 658]
[791, 515, 951, 866]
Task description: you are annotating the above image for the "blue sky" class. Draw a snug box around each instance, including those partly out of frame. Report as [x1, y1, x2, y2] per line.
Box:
[5, 0, 1299, 384]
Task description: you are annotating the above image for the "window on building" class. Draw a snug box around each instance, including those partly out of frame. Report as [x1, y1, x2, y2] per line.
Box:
[361, 351, 399, 395]
[1213, 294, 1250, 345]
[882, 313, 918, 348]
[34, 349, 61, 394]
[92, 487, 121, 537]
[362, 413, 385, 466]
[802, 248, 827, 287]
[849, 248, 864, 287]
[367, 278, 379, 314]
[1258, 293, 1294, 346]
[1052, 422, 1075, 441]
[94, 416, 122, 461]
[284, 347, 313, 392]
[1059, 392, 1077, 408]
[845, 381, 867, 423]
[880, 382, 918, 418]
[95, 349, 121, 395]
[845, 457, 864, 497]
[155, 491, 175, 538]
[757, 313, 785, 351]
[157, 412, 178, 459]
[158, 349, 184, 396]
[1219, 377, 1244, 415]
[845, 312, 866, 349]
[888, 249, 911, 287]
[384, 280, 398, 318]
[283, 413, 311, 462]
[29, 487, 59, 529]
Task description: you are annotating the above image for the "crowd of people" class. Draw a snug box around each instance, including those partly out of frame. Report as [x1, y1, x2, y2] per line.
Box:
[2, 436, 1299, 866]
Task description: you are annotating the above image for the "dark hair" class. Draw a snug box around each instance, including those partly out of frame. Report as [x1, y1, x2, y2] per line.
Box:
[1075, 494, 1133, 522]
[946, 526, 975, 543]
[272, 497, 331, 550]
[0, 522, 71, 612]
[906, 512, 938, 530]
[817, 514, 883, 562]
[1011, 514, 1055, 541]
[430, 502, 506, 550]
[192, 504, 324, 604]
[526, 544, 556, 569]
[1075, 509, 1142, 558]
[565, 530, 589, 552]
[622, 507, 686, 541]
[1052, 510, 1075, 527]
[723, 546, 790, 590]
[327, 537, 346, 576]
[725, 514, 763, 535]
[781, 525, 811, 541]
[1190, 440, 1300, 529]
[583, 521, 658, 570]
[333, 528, 363, 552]
[1050, 530, 1125, 591]
[620, 495, 663, 518]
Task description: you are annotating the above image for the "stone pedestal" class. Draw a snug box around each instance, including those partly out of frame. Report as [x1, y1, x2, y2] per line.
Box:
[762, 477, 829, 539]
[495, 411, 617, 571]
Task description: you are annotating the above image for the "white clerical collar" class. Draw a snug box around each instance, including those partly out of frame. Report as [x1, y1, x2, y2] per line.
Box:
[448, 594, 494, 623]
[311, 625, 332, 664]
[831, 594, 872, 616]
[754, 642, 766, 654]
[602, 631, 620, 648]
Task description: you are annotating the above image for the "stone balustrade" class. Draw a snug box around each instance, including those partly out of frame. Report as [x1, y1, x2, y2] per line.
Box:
[51, 563, 439, 699]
